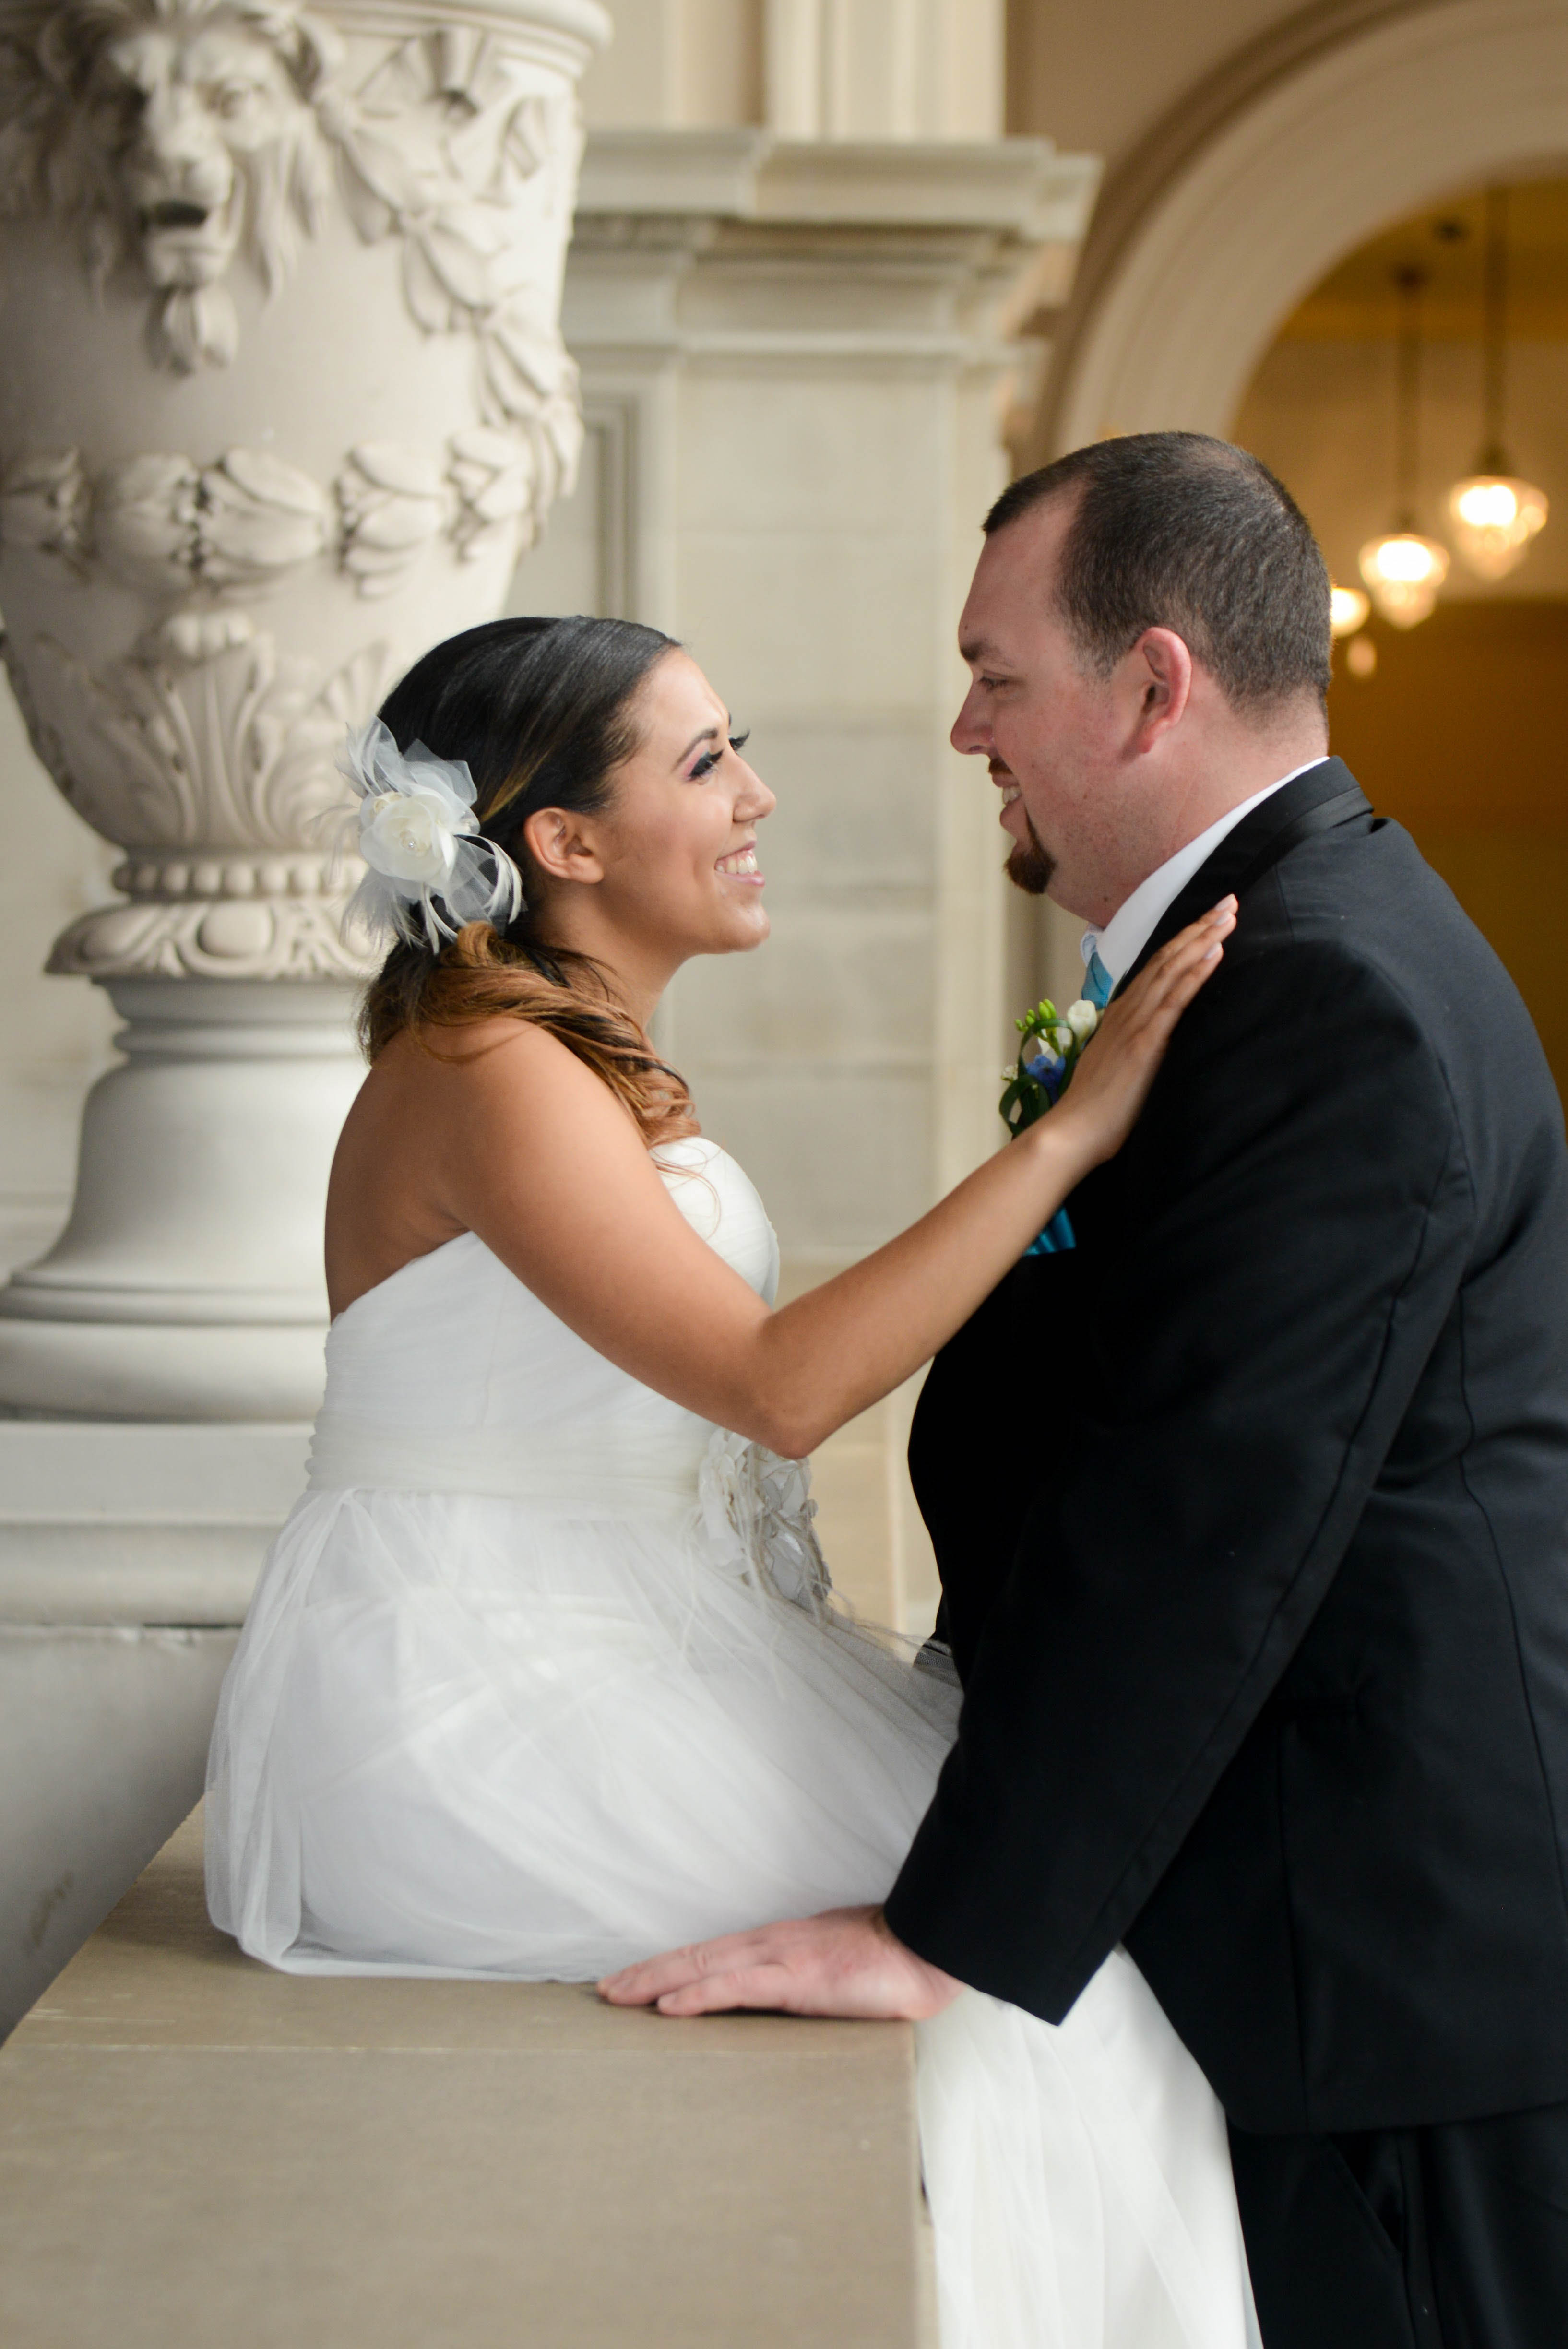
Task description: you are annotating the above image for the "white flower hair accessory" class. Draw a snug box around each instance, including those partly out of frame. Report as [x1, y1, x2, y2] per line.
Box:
[337, 718, 524, 952]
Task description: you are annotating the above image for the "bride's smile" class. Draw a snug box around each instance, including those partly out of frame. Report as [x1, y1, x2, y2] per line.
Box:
[519, 646, 775, 1019]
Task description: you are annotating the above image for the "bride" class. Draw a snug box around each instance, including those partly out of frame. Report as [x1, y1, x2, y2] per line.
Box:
[205, 612, 1253, 2349]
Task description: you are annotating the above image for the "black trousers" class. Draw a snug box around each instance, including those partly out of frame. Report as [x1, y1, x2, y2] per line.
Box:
[1229, 2101, 1568, 2348]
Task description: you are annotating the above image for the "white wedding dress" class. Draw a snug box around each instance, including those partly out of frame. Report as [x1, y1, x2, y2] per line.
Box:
[206, 1136, 1259, 2349]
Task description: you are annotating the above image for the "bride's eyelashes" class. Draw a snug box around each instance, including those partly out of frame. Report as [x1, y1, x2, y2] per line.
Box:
[688, 728, 751, 781]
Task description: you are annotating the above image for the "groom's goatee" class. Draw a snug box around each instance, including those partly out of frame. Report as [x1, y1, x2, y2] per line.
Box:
[1007, 815, 1056, 897]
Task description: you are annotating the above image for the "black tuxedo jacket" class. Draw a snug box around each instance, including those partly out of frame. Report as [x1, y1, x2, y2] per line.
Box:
[884, 759, 1568, 2135]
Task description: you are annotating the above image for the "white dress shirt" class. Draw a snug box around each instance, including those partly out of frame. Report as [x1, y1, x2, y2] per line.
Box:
[1081, 759, 1329, 988]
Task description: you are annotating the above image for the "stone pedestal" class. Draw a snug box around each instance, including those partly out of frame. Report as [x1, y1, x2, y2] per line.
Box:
[0, 983, 361, 1418]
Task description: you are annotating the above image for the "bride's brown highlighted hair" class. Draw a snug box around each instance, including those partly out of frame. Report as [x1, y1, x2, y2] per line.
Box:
[359, 615, 701, 1147]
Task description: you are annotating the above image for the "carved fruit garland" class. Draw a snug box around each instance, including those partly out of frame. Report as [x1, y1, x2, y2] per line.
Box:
[0, 433, 549, 602]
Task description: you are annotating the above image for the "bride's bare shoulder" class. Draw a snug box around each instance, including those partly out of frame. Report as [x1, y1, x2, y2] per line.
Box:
[346, 1019, 633, 1169]
[364, 1015, 593, 1099]
[327, 1017, 630, 1315]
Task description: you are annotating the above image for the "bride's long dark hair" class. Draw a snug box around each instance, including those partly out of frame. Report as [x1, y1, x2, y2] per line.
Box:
[358, 615, 701, 1148]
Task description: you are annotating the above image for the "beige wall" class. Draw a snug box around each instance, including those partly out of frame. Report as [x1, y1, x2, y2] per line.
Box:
[1006, 0, 1311, 166]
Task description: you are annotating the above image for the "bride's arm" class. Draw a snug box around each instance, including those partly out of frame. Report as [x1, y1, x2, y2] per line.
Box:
[420, 900, 1234, 1456]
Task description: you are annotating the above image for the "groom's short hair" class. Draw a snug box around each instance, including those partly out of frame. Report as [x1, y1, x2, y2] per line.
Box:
[986, 432, 1331, 714]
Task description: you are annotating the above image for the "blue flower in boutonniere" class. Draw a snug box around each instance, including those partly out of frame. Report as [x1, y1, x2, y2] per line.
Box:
[999, 996, 1102, 1134]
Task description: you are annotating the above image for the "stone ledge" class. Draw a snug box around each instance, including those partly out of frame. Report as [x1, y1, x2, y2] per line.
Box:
[0, 1422, 308, 1626]
[0, 1810, 937, 2349]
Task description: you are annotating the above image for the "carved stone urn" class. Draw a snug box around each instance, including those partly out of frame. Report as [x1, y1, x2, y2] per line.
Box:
[0, 0, 606, 1416]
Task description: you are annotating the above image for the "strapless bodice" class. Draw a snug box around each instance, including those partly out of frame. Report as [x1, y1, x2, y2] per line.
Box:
[308, 1138, 778, 1506]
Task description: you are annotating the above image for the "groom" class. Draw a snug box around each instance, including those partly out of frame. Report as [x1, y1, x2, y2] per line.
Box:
[604, 432, 1568, 2345]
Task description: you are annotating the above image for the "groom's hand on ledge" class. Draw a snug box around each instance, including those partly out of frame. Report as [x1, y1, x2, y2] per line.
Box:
[597, 1905, 963, 2020]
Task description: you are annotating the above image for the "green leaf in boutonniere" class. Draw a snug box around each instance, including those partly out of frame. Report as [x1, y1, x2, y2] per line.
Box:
[999, 996, 1101, 1135]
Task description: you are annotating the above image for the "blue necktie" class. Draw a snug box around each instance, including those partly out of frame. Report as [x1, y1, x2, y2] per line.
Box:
[1023, 949, 1114, 1258]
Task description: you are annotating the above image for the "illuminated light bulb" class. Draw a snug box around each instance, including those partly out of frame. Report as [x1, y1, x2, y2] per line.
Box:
[1357, 532, 1449, 628]
[1346, 635, 1378, 680]
[1330, 585, 1370, 637]
[1446, 472, 1547, 579]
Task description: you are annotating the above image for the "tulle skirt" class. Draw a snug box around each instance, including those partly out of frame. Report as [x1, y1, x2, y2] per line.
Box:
[206, 1482, 957, 1975]
[206, 1483, 1258, 2347]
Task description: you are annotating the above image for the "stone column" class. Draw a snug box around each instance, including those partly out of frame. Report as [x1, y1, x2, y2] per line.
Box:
[765, 0, 1003, 142]
[0, 0, 606, 1418]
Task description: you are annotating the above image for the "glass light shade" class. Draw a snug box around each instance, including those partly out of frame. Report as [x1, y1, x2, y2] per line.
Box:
[1357, 532, 1449, 628]
[1330, 585, 1370, 637]
[1446, 474, 1547, 579]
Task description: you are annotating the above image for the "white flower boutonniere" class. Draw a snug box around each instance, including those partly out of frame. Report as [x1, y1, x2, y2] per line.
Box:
[999, 995, 1101, 1134]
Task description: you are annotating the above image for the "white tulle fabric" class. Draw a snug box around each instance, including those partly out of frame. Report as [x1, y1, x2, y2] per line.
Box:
[205, 1137, 1259, 2349]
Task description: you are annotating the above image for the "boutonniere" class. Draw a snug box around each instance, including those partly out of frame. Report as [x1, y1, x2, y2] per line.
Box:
[999, 996, 1102, 1134]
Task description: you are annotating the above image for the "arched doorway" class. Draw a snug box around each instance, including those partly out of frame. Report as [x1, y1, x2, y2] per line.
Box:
[1045, 0, 1568, 451]
[1234, 172, 1568, 1096]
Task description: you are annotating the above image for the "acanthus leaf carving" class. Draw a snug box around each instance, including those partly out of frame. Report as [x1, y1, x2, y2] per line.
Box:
[11, 611, 397, 859]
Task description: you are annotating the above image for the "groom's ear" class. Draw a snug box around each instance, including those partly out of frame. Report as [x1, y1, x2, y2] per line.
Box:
[521, 806, 606, 887]
[1128, 627, 1194, 748]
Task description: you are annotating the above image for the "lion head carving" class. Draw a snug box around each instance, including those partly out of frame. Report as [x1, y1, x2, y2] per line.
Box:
[0, 0, 342, 369]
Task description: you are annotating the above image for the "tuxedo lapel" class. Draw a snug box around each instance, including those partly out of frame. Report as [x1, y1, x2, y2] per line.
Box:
[1117, 758, 1372, 994]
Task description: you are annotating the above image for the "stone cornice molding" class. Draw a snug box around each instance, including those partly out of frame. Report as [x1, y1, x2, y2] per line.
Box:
[575, 127, 1101, 243]
[754, 140, 1098, 238]
[566, 128, 1101, 381]
[1036, 0, 1568, 457]
[574, 130, 775, 219]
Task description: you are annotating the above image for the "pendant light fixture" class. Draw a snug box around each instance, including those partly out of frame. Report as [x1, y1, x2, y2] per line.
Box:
[1447, 186, 1548, 579]
[1359, 264, 1449, 628]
